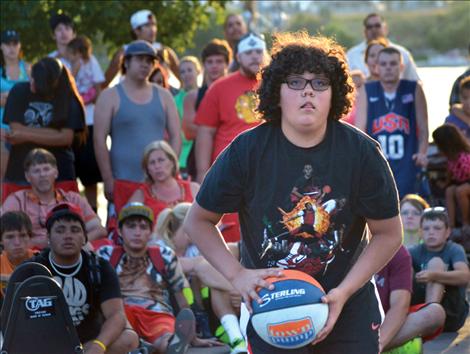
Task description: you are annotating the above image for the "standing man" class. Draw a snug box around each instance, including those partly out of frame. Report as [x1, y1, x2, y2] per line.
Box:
[1, 148, 106, 250]
[194, 32, 267, 242]
[103, 9, 180, 88]
[184, 32, 402, 353]
[48, 13, 75, 68]
[347, 13, 419, 81]
[356, 47, 428, 198]
[30, 202, 139, 353]
[94, 40, 181, 207]
[182, 38, 232, 179]
[223, 14, 248, 72]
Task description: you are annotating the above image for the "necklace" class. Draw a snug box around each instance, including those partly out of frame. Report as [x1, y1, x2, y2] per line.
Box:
[49, 252, 83, 277]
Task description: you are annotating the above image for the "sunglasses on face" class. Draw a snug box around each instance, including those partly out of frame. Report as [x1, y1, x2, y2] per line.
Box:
[283, 76, 331, 91]
[366, 23, 382, 30]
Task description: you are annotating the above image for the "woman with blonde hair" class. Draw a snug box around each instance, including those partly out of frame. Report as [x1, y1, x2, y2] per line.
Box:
[128, 140, 199, 222]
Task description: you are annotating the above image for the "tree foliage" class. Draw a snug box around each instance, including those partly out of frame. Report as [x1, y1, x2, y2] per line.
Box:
[0, 0, 226, 61]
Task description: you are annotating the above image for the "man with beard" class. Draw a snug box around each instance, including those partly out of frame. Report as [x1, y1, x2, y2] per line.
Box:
[1, 148, 106, 250]
[194, 32, 267, 242]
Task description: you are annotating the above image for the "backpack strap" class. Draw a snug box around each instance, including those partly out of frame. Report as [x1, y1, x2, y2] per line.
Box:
[109, 246, 125, 269]
[147, 246, 166, 277]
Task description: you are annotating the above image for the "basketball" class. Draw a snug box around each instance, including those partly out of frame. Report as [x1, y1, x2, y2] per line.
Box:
[250, 269, 329, 349]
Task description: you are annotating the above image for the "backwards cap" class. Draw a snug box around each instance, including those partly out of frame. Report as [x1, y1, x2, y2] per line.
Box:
[45, 202, 87, 241]
[130, 9, 156, 30]
[237, 32, 266, 54]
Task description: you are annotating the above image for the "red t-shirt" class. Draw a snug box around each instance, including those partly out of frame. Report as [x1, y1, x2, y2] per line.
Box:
[375, 245, 413, 313]
[194, 71, 262, 162]
[141, 179, 194, 221]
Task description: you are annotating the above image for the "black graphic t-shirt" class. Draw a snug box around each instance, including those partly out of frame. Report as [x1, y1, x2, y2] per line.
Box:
[4, 82, 85, 183]
[30, 250, 121, 342]
[197, 120, 399, 293]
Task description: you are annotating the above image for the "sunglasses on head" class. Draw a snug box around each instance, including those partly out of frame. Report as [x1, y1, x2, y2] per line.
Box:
[423, 206, 447, 215]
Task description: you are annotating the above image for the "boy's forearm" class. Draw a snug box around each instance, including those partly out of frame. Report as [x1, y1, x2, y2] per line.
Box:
[432, 269, 470, 286]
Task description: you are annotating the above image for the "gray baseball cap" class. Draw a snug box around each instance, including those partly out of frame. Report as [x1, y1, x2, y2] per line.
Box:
[124, 40, 157, 59]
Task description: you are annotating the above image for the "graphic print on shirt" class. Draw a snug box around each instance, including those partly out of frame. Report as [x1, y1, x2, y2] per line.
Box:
[235, 90, 259, 124]
[54, 275, 90, 326]
[260, 164, 346, 276]
[371, 112, 410, 161]
[24, 102, 54, 127]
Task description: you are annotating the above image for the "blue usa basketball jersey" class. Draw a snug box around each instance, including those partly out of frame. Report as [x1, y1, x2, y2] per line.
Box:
[365, 80, 418, 197]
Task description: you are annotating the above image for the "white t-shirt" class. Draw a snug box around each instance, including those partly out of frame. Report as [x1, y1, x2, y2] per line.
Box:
[48, 50, 72, 69]
[74, 55, 105, 125]
[346, 40, 420, 81]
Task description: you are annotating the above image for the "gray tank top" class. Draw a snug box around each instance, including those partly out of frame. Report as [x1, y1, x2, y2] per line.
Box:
[110, 83, 166, 181]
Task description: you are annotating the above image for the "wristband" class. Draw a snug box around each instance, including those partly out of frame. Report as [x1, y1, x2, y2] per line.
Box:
[92, 339, 107, 351]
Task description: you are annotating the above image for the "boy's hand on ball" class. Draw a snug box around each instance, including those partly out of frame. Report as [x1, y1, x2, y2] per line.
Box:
[311, 287, 348, 345]
[231, 267, 284, 313]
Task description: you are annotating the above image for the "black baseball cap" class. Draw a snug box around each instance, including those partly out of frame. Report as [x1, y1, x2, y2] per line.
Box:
[49, 13, 74, 31]
[1, 30, 20, 44]
[124, 40, 157, 59]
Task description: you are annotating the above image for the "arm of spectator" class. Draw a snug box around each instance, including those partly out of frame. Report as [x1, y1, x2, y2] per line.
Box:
[402, 51, 420, 82]
[85, 298, 126, 353]
[416, 261, 470, 286]
[7, 122, 73, 146]
[159, 86, 182, 156]
[182, 90, 198, 140]
[93, 88, 116, 201]
[165, 46, 180, 82]
[195, 126, 216, 183]
[0, 92, 8, 107]
[413, 82, 429, 167]
[380, 289, 411, 351]
[450, 103, 466, 121]
[354, 84, 367, 132]
[190, 181, 200, 198]
[85, 217, 107, 241]
[313, 215, 402, 345]
[103, 48, 124, 88]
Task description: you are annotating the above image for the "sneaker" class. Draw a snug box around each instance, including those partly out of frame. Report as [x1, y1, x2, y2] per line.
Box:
[382, 337, 422, 354]
[230, 337, 247, 354]
[276, 253, 306, 267]
[166, 308, 196, 354]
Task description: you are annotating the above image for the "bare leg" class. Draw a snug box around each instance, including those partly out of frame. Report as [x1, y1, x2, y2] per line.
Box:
[445, 185, 457, 228]
[385, 303, 446, 350]
[455, 183, 470, 226]
[425, 257, 446, 304]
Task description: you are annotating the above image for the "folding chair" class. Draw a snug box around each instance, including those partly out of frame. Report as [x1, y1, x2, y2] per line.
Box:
[1, 275, 83, 354]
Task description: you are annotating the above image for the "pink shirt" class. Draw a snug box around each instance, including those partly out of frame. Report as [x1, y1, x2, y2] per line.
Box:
[1, 189, 97, 249]
[448, 152, 470, 183]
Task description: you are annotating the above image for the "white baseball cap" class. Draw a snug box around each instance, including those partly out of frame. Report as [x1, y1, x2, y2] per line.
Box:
[130, 9, 156, 30]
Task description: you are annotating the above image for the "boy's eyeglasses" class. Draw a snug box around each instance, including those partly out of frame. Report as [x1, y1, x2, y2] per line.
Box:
[283, 76, 330, 91]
